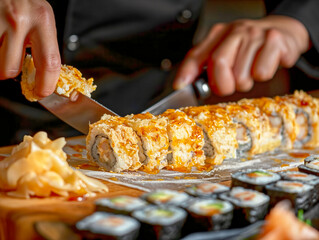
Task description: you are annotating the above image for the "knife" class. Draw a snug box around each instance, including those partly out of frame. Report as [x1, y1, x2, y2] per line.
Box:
[39, 73, 210, 134]
[39, 92, 118, 134]
[143, 73, 211, 115]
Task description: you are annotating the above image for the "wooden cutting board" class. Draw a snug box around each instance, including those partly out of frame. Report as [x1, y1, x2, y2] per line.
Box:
[0, 140, 145, 240]
[0, 179, 144, 240]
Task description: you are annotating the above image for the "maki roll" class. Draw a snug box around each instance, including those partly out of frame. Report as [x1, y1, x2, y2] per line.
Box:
[75, 212, 140, 240]
[220, 187, 270, 227]
[222, 103, 281, 156]
[160, 109, 205, 172]
[279, 171, 319, 206]
[185, 182, 229, 198]
[142, 189, 191, 208]
[95, 195, 148, 216]
[182, 105, 238, 165]
[125, 113, 169, 173]
[275, 91, 319, 148]
[86, 115, 142, 172]
[185, 199, 233, 233]
[265, 180, 314, 212]
[132, 205, 187, 240]
[239, 97, 297, 149]
[299, 154, 319, 177]
[231, 169, 281, 193]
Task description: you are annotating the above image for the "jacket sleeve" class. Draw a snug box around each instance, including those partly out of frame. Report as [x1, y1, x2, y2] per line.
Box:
[264, 0, 319, 78]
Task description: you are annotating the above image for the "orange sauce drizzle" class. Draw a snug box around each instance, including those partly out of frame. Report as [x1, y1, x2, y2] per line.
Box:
[281, 164, 290, 168]
[288, 152, 310, 159]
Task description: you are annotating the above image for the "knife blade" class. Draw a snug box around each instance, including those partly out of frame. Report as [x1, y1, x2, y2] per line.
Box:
[143, 77, 211, 115]
[39, 93, 118, 134]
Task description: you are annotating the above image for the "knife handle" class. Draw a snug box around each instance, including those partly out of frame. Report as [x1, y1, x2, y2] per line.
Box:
[193, 71, 211, 101]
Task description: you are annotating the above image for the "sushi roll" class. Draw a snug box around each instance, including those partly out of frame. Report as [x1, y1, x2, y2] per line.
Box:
[299, 154, 319, 176]
[75, 212, 140, 240]
[182, 105, 238, 165]
[265, 180, 314, 212]
[275, 91, 319, 148]
[219, 187, 270, 227]
[95, 195, 148, 216]
[86, 114, 142, 172]
[160, 109, 205, 172]
[185, 182, 229, 198]
[279, 171, 319, 206]
[125, 113, 169, 173]
[185, 199, 233, 233]
[222, 103, 281, 156]
[132, 205, 187, 240]
[141, 189, 192, 208]
[239, 97, 297, 149]
[231, 169, 281, 193]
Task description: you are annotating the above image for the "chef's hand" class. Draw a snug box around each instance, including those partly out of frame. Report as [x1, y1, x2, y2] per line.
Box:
[0, 0, 60, 98]
[173, 15, 310, 96]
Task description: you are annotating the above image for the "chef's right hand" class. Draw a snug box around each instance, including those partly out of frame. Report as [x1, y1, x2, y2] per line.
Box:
[0, 0, 60, 98]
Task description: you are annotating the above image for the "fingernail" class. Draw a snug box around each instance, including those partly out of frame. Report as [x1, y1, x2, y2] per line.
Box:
[70, 90, 80, 102]
[173, 75, 193, 90]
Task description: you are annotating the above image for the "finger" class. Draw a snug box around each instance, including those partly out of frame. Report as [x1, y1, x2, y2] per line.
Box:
[252, 29, 284, 82]
[29, 11, 61, 98]
[173, 23, 228, 89]
[208, 30, 243, 96]
[232, 27, 264, 92]
[0, 30, 25, 79]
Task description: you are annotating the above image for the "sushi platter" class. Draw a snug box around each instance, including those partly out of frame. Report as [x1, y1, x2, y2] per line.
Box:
[2, 88, 319, 239]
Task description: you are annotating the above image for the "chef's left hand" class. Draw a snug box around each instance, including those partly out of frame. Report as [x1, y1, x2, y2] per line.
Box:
[173, 15, 310, 96]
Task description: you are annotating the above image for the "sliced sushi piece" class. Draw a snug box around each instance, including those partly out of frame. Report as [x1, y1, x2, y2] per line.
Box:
[141, 189, 192, 208]
[239, 97, 297, 149]
[125, 112, 169, 173]
[185, 182, 229, 198]
[75, 212, 140, 240]
[160, 109, 205, 172]
[280, 171, 319, 206]
[231, 169, 281, 193]
[21, 54, 96, 102]
[265, 180, 314, 212]
[95, 195, 148, 216]
[299, 154, 319, 177]
[222, 102, 281, 156]
[86, 114, 142, 172]
[275, 91, 319, 148]
[185, 199, 233, 233]
[182, 105, 238, 165]
[220, 187, 270, 227]
[132, 205, 187, 240]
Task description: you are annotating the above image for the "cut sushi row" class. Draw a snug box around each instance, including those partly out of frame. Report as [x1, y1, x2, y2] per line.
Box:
[75, 188, 269, 239]
[74, 162, 319, 240]
[86, 91, 319, 172]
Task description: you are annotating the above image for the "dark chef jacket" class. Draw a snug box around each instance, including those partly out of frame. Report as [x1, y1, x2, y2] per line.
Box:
[0, 0, 319, 146]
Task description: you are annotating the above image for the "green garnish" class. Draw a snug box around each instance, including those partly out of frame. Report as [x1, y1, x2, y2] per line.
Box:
[206, 203, 224, 209]
[298, 209, 312, 226]
[151, 209, 174, 217]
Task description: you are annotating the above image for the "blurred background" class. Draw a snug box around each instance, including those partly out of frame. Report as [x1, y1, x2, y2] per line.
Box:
[0, 0, 317, 146]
